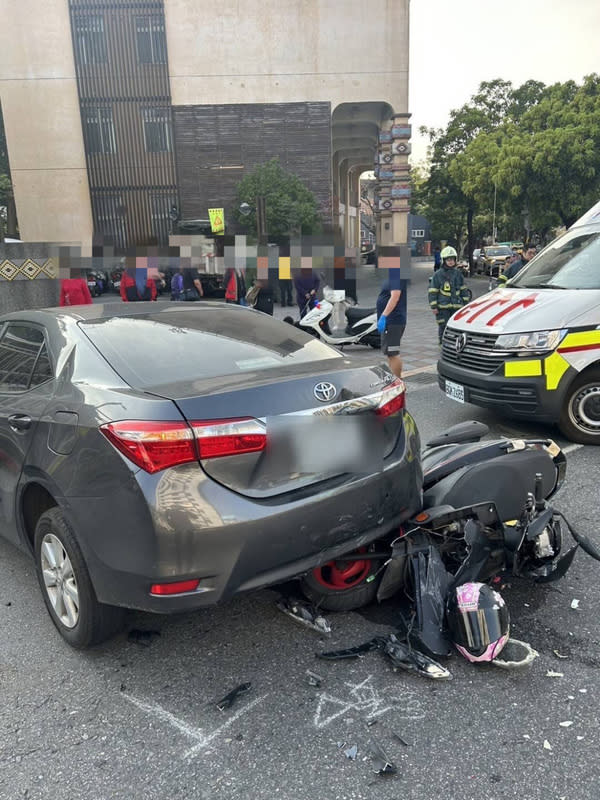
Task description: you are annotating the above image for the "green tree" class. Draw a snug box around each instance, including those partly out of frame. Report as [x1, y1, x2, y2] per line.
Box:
[235, 158, 322, 238]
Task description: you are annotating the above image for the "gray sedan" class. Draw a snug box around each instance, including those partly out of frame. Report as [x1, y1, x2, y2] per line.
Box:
[0, 303, 422, 648]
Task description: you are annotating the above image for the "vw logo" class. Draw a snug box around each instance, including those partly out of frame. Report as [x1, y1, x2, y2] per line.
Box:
[314, 382, 337, 403]
[455, 332, 467, 353]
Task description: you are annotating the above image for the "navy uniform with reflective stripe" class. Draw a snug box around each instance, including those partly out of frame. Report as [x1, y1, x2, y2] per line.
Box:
[428, 266, 470, 342]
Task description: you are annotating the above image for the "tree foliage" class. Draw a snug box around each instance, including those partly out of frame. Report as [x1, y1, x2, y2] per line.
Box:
[235, 158, 322, 238]
[417, 75, 600, 256]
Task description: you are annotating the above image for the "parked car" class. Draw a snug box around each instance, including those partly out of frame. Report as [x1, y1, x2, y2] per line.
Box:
[476, 245, 513, 276]
[0, 303, 421, 647]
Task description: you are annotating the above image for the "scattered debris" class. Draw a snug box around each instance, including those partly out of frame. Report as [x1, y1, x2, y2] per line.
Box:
[567, 695, 575, 700]
[543, 740, 552, 751]
[366, 719, 378, 728]
[571, 599, 580, 609]
[392, 731, 410, 747]
[276, 597, 331, 636]
[579, 688, 588, 694]
[344, 744, 358, 761]
[546, 670, 564, 678]
[127, 629, 161, 647]
[553, 650, 569, 659]
[370, 739, 397, 776]
[577, 736, 585, 741]
[491, 639, 538, 669]
[318, 634, 451, 680]
[383, 634, 452, 680]
[4, 602, 12, 607]
[216, 682, 252, 712]
[305, 670, 324, 688]
[559, 721, 573, 728]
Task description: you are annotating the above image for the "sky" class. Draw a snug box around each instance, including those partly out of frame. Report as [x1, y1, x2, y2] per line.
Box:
[409, 0, 600, 165]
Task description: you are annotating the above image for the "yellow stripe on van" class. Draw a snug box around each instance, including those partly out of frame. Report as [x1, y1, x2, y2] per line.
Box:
[544, 351, 570, 390]
[504, 360, 542, 377]
[558, 330, 600, 350]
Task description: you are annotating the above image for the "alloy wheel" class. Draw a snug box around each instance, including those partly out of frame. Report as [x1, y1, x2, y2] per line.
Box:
[40, 533, 80, 629]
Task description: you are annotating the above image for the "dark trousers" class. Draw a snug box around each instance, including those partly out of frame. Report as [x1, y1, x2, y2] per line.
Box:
[279, 279, 293, 305]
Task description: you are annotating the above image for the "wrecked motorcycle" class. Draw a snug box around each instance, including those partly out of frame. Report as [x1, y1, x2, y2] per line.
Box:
[300, 420, 598, 636]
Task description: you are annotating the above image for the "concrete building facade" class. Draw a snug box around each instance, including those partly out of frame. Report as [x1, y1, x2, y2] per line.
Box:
[0, 0, 410, 251]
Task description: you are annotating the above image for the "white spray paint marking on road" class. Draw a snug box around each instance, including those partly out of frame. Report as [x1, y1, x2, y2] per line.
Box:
[123, 692, 267, 759]
[313, 674, 425, 729]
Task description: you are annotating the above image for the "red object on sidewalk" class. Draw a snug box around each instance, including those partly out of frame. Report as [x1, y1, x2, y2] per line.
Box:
[59, 279, 93, 306]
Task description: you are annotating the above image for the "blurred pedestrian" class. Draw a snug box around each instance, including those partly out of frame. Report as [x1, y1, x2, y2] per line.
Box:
[224, 267, 246, 304]
[181, 265, 204, 300]
[59, 273, 93, 306]
[433, 246, 442, 271]
[294, 268, 320, 317]
[120, 258, 157, 302]
[498, 243, 536, 285]
[376, 266, 407, 379]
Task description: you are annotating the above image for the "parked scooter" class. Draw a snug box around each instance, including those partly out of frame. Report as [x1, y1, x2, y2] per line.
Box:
[301, 421, 598, 635]
[297, 287, 381, 348]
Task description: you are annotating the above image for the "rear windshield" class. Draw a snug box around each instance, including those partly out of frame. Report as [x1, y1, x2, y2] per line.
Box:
[79, 307, 342, 387]
[485, 247, 511, 257]
[511, 225, 600, 289]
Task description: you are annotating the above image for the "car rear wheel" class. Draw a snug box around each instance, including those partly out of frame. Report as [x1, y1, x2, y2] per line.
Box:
[300, 548, 383, 611]
[34, 508, 125, 648]
[559, 368, 600, 444]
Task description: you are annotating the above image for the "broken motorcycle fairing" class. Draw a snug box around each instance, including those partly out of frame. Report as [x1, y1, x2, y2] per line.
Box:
[376, 425, 588, 658]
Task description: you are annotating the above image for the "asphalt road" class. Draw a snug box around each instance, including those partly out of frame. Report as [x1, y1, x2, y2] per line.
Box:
[2, 267, 599, 800]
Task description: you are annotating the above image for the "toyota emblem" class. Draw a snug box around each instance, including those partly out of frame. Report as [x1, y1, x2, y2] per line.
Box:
[455, 332, 467, 353]
[313, 381, 337, 403]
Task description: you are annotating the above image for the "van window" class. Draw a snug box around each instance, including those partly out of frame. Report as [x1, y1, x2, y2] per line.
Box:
[511, 226, 600, 289]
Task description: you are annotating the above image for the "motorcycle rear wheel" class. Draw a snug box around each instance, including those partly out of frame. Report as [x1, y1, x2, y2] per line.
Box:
[300, 548, 383, 611]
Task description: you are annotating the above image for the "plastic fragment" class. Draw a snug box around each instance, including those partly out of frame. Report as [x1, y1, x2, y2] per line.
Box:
[579, 688, 587, 693]
[553, 650, 569, 659]
[392, 731, 410, 747]
[546, 670, 564, 678]
[370, 739, 397, 775]
[567, 695, 575, 700]
[305, 670, 324, 688]
[543, 740, 552, 751]
[276, 597, 331, 636]
[559, 721, 573, 727]
[344, 744, 358, 761]
[384, 634, 452, 680]
[571, 598, 580, 609]
[577, 736, 585, 741]
[216, 682, 252, 711]
[492, 639, 538, 669]
[523, 735, 530, 740]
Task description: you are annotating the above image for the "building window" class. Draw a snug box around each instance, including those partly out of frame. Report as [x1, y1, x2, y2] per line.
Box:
[73, 15, 107, 65]
[135, 16, 167, 64]
[412, 229, 425, 238]
[92, 194, 127, 250]
[151, 194, 177, 245]
[143, 108, 172, 153]
[83, 106, 116, 154]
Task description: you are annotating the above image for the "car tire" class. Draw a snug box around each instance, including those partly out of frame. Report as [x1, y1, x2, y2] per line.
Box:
[300, 549, 383, 611]
[34, 508, 125, 648]
[558, 368, 600, 445]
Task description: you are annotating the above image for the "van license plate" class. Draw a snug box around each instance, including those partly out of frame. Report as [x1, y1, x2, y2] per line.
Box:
[445, 380, 465, 403]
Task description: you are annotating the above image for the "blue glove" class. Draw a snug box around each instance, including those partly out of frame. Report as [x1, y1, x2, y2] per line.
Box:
[377, 314, 387, 334]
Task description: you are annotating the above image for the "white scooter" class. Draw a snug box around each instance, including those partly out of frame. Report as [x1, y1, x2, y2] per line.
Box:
[297, 287, 381, 348]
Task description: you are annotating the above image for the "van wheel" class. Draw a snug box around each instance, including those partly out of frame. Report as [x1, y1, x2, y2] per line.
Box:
[559, 368, 600, 444]
[300, 548, 383, 611]
[34, 508, 125, 648]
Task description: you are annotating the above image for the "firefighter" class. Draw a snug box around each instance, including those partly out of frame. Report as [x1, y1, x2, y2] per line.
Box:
[428, 246, 471, 344]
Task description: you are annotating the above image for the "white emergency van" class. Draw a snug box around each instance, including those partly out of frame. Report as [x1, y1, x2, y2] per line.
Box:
[438, 200, 600, 443]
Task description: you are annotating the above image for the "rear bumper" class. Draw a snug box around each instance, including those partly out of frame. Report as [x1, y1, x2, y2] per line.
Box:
[437, 359, 569, 422]
[66, 410, 422, 613]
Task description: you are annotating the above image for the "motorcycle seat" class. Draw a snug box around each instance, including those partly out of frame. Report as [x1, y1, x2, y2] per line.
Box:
[345, 306, 376, 324]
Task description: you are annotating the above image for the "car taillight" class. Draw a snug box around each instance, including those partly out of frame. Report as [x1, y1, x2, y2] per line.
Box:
[376, 380, 406, 417]
[100, 418, 267, 472]
[150, 579, 200, 596]
[99, 421, 197, 474]
[190, 418, 266, 459]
